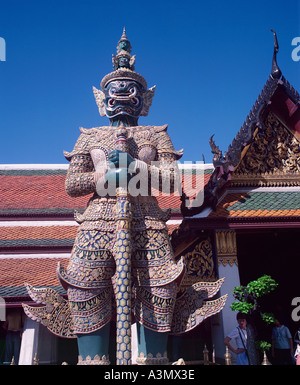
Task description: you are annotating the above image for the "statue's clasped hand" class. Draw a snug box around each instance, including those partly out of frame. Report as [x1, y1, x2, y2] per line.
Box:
[105, 150, 136, 187]
[108, 150, 135, 169]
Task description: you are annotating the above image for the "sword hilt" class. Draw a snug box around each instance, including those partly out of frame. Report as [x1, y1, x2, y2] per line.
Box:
[116, 126, 129, 153]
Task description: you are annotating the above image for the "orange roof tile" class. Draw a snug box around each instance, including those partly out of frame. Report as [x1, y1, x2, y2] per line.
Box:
[0, 257, 68, 289]
[0, 175, 88, 211]
[210, 191, 300, 219]
[0, 223, 179, 250]
[0, 170, 212, 215]
[0, 226, 78, 240]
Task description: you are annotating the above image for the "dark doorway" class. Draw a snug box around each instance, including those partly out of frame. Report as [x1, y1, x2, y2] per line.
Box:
[168, 319, 213, 363]
[236, 228, 300, 338]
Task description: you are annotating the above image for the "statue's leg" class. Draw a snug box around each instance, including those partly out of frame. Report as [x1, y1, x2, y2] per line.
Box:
[77, 323, 110, 365]
[134, 282, 178, 365]
[136, 322, 169, 365]
[133, 229, 184, 365]
[132, 229, 184, 365]
[68, 286, 114, 365]
[58, 230, 116, 365]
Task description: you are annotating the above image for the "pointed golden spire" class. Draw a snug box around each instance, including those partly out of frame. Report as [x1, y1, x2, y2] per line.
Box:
[117, 26, 132, 54]
[101, 28, 147, 90]
[120, 27, 127, 41]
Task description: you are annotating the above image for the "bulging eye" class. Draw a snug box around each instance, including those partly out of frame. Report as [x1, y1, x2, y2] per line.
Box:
[129, 87, 137, 98]
[131, 97, 139, 106]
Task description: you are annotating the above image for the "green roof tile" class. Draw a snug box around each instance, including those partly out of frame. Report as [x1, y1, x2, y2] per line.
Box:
[228, 191, 300, 212]
[0, 285, 65, 297]
[0, 239, 74, 247]
[0, 169, 68, 176]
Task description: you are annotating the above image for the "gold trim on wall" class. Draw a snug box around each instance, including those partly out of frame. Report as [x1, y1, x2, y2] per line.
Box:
[215, 230, 237, 256]
[218, 256, 238, 267]
[215, 230, 238, 267]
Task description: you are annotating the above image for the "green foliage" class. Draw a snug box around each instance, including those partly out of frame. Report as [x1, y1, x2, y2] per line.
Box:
[230, 275, 279, 354]
[230, 301, 254, 314]
[246, 275, 278, 298]
[255, 340, 271, 352]
[230, 275, 278, 319]
[231, 286, 246, 301]
[261, 312, 276, 325]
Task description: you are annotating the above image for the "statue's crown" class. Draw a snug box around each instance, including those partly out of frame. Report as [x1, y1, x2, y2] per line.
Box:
[100, 28, 147, 90]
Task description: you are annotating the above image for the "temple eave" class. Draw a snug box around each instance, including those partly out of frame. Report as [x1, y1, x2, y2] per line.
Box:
[183, 216, 300, 230]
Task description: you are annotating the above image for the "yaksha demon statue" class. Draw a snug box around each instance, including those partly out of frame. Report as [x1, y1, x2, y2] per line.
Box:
[23, 29, 227, 365]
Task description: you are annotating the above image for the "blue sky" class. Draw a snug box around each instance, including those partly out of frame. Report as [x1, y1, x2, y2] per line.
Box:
[0, 0, 299, 165]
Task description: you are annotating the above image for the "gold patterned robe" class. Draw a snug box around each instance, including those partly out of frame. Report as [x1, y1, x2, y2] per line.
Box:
[57, 125, 185, 334]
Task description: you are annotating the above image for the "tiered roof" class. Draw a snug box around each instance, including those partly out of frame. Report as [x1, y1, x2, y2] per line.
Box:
[172, 33, 300, 250]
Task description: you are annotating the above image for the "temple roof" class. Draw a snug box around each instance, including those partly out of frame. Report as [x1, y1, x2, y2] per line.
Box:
[171, 35, 300, 256]
[180, 66, 300, 219]
[0, 168, 88, 217]
[223, 76, 300, 168]
[209, 188, 300, 219]
[0, 255, 68, 303]
[0, 165, 213, 218]
[0, 224, 77, 250]
[173, 187, 300, 244]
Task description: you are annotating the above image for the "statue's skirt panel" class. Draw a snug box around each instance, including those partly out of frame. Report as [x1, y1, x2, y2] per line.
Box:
[57, 228, 185, 333]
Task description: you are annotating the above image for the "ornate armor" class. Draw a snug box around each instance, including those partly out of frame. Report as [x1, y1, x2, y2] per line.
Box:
[57, 124, 185, 334]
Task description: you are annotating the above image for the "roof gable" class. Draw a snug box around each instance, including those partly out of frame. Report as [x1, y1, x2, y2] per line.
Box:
[231, 111, 300, 187]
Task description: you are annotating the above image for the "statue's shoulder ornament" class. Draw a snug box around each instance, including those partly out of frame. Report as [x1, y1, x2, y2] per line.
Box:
[150, 124, 183, 160]
[153, 124, 168, 133]
[63, 126, 112, 160]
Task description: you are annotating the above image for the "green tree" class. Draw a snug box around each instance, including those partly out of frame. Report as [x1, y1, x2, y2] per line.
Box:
[231, 275, 279, 359]
[230, 274, 278, 324]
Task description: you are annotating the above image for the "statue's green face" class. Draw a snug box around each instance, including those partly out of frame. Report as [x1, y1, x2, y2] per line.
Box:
[118, 56, 130, 68]
[118, 40, 130, 52]
[103, 80, 144, 119]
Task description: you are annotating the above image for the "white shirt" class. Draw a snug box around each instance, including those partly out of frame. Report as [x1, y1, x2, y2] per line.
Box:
[227, 327, 247, 349]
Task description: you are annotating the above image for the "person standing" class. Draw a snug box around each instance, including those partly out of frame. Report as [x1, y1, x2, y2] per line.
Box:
[0, 321, 7, 363]
[224, 313, 250, 365]
[4, 309, 23, 365]
[294, 328, 300, 365]
[271, 317, 293, 365]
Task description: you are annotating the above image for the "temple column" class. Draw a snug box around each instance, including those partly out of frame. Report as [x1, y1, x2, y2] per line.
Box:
[19, 317, 40, 365]
[211, 230, 240, 363]
[19, 316, 57, 365]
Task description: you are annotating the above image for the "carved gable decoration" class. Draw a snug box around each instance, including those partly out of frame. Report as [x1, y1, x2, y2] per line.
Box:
[180, 238, 217, 288]
[231, 112, 300, 187]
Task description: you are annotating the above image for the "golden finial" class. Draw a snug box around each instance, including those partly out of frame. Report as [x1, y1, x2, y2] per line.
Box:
[224, 345, 232, 365]
[33, 352, 39, 365]
[203, 344, 209, 365]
